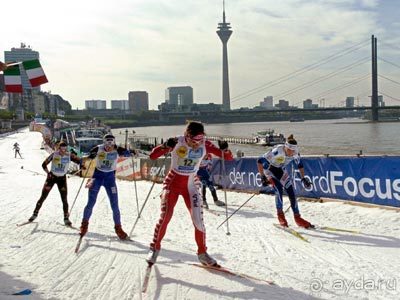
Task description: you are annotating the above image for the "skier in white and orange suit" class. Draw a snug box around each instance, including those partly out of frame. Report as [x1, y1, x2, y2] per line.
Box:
[146, 121, 233, 267]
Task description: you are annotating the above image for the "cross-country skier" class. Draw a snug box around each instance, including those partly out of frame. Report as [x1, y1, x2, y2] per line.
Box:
[28, 141, 82, 225]
[146, 121, 233, 267]
[197, 153, 225, 209]
[13, 142, 22, 158]
[257, 134, 313, 228]
[79, 134, 131, 240]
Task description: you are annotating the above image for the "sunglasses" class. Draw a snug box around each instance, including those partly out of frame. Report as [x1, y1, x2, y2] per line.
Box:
[187, 134, 205, 145]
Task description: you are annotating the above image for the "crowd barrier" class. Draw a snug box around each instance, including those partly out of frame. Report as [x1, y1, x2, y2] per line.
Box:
[109, 156, 400, 208]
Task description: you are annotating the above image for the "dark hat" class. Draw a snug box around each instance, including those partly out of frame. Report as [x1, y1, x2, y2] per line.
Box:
[186, 121, 204, 137]
[103, 133, 115, 140]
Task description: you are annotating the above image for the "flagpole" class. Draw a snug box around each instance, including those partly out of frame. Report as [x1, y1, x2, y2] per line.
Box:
[6, 62, 22, 67]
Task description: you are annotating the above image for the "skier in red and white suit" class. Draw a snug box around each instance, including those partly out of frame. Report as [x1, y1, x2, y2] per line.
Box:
[146, 121, 233, 267]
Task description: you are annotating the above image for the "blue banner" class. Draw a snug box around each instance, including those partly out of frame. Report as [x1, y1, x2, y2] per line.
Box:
[209, 156, 400, 208]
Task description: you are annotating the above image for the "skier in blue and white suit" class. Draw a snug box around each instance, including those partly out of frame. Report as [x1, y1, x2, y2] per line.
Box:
[79, 134, 131, 240]
[257, 134, 313, 228]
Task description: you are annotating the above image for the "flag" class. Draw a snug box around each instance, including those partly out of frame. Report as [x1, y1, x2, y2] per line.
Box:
[4, 64, 22, 93]
[22, 59, 48, 87]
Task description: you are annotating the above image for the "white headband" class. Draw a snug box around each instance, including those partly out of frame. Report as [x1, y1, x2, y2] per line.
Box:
[285, 142, 298, 151]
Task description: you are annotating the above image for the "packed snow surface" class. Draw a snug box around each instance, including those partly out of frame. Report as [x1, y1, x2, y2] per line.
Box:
[1, 129, 399, 299]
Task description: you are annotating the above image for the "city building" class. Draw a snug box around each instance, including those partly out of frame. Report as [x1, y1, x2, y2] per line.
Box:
[345, 97, 355, 108]
[128, 91, 149, 112]
[303, 99, 314, 109]
[165, 86, 193, 106]
[275, 99, 289, 109]
[32, 91, 46, 115]
[260, 96, 273, 109]
[111, 100, 129, 110]
[85, 100, 106, 110]
[378, 95, 385, 107]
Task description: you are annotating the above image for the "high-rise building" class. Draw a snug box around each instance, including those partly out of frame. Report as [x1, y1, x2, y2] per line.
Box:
[260, 96, 273, 109]
[303, 99, 313, 109]
[217, 1, 232, 111]
[128, 91, 149, 112]
[165, 86, 193, 106]
[111, 100, 129, 110]
[275, 99, 289, 109]
[4, 43, 40, 93]
[345, 97, 355, 108]
[85, 100, 106, 110]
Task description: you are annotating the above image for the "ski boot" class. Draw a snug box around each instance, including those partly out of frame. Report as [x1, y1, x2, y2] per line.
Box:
[203, 199, 209, 209]
[115, 225, 128, 240]
[214, 199, 226, 207]
[294, 213, 313, 229]
[212, 190, 225, 206]
[64, 217, 72, 226]
[146, 248, 160, 265]
[80, 220, 89, 237]
[198, 252, 219, 267]
[277, 209, 288, 227]
[28, 214, 38, 222]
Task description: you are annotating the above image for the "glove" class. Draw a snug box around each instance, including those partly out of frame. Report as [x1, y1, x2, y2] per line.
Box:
[164, 137, 178, 148]
[301, 177, 312, 188]
[218, 140, 229, 150]
[261, 175, 270, 187]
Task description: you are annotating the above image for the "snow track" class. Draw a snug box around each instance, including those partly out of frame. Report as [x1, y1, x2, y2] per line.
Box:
[0, 129, 399, 299]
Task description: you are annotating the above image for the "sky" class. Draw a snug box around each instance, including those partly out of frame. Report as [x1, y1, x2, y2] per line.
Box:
[2, 0, 400, 109]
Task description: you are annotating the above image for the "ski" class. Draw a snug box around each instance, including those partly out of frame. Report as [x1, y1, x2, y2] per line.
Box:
[204, 208, 221, 216]
[189, 263, 274, 285]
[273, 223, 310, 243]
[141, 263, 153, 293]
[75, 236, 83, 254]
[57, 222, 79, 231]
[314, 226, 360, 234]
[16, 221, 34, 227]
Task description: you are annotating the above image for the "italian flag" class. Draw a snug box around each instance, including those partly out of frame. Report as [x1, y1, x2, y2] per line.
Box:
[22, 59, 48, 87]
[4, 64, 22, 93]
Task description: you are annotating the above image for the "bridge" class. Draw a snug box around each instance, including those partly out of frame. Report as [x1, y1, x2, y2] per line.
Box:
[229, 35, 400, 122]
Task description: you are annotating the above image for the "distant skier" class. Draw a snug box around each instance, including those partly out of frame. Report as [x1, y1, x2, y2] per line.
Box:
[13, 142, 22, 158]
[257, 134, 313, 228]
[146, 121, 233, 267]
[79, 134, 131, 240]
[28, 141, 82, 225]
[197, 153, 225, 209]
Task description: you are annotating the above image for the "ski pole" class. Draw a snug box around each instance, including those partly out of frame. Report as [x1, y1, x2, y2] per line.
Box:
[69, 159, 94, 216]
[20, 166, 45, 176]
[129, 155, 167, 237]
[220, 153, 230, 235]
[131, 154, 140, 217]
[152, 190, 163, 200]
[217, 193, 257, 229]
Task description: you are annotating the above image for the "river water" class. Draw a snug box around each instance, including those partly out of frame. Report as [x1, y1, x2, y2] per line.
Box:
[112, 118, 399, 157]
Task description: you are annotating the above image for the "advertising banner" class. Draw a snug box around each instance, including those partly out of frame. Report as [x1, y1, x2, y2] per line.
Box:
[116, 157, 141, 181]
[209, 156, 400, 208]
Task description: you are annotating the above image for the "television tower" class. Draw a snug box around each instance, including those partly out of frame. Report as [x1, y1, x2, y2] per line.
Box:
[217, 0, 232, 111]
